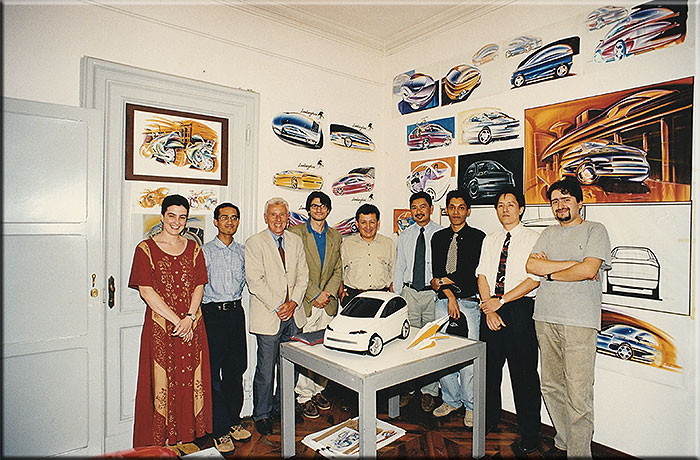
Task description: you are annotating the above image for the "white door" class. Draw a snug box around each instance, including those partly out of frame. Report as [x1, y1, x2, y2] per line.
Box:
[2, 98, 104, 457]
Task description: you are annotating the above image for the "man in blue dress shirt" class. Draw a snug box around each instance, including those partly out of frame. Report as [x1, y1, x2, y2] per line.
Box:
[201, 203, 252, 453]
[393, 191, 442, 412]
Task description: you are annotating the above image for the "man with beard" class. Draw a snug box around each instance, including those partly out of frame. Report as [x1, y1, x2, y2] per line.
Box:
[393, 191, 442, 413]
[289, 191, 342, 419]
[526, 178, 610, 458]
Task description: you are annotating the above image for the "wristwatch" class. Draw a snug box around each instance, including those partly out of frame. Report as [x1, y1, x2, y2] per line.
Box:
[186, 312, 196, 322]
[546, 273, 553, 281]
[499, 297, 505, 306]
[438, 278, 444, 286]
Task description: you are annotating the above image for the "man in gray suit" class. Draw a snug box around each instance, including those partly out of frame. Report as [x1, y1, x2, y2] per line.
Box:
[289, 191, 342, 419]
[245, 197, 308, 436]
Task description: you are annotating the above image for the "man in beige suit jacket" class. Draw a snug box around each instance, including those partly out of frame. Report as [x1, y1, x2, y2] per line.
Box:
[245, 197, 308, 436]
[288, 191, 342, 418]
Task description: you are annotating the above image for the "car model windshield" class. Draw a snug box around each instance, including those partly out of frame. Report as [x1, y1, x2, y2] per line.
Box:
[341, 297, 384, 318]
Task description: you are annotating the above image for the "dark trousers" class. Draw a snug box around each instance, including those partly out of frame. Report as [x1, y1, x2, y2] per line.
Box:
[252, 317, 301, 421]
[202, 302, 247, 437]
[480, 297, 541, 438]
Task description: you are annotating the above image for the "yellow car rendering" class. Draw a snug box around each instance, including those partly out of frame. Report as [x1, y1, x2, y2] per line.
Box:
[273, 170, 323, 190]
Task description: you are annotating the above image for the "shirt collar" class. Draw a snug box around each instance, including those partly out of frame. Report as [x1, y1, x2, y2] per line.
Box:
[268, 228, 284, 242]
[500, 222, 524, 236]
[307, 219, 328, 236]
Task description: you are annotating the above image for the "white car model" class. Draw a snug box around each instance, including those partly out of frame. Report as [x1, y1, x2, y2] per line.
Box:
[324, 291, 410, 356]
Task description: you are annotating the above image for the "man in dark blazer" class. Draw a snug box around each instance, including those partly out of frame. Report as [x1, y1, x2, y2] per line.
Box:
[288, 191, 342, 419]
[245, 197, 308, 436]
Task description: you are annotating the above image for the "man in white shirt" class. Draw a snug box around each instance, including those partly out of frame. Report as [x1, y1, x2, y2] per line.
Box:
[476, 186, 541, 454]
[393, 191, 442, 412]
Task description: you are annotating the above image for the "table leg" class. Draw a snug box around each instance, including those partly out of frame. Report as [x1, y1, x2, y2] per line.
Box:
[473, 343, 486, 458]
[281, 356, 295, 458]
[358, 384, 377, 458]
[388, 393, 399, 418]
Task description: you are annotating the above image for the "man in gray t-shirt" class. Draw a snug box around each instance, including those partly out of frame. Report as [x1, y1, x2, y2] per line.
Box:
[526, 179, 610, 458]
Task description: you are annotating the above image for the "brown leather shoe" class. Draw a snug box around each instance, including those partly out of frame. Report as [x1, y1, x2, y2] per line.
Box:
[421, 393, 437, 412]
[302, 400, 320, 419]
[213, 434, 235, 453]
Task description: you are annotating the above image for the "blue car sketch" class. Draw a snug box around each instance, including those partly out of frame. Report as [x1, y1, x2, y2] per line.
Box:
[596, 324, 662, 365]
[511, 37, 580, 88]
[271, 112, 323, 149]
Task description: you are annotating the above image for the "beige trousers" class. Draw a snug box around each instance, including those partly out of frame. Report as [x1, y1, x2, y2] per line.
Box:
[295, 307, 333, 403]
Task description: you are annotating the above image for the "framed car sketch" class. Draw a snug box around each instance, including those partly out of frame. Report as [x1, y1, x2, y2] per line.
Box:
[125, 103, 229, 185]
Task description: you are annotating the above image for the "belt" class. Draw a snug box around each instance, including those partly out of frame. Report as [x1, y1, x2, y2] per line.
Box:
[202, 300, 241, 311]
[404, 282, 433, 292]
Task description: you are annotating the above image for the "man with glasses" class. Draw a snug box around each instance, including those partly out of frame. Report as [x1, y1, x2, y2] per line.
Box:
[201, 203, 252, 453]
[288, 191, 342, 419]
[526, 178, 610, 458]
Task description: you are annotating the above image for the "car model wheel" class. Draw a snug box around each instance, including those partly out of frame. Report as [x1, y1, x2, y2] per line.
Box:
[576, 162, 598, 185]
[422, 138, 430, 150]
[478, 127, 492, 144]
[400, 320, 410, 339]
[344, 137, 353, 148]
[614, 41, 626, 61]
[468, 179, 480, 199]
[513, 74, 525, 88]
[616, 343, 633, 361]
[291, 177, 298, 189]
[368, 334, 384, 356]
[555, 63, 569, 78]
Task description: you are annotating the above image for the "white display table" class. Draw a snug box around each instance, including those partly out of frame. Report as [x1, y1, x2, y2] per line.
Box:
[280, 330, 486, 458]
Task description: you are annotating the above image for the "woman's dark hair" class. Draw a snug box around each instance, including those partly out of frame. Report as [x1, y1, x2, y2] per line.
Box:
[160, 194, 190, 215]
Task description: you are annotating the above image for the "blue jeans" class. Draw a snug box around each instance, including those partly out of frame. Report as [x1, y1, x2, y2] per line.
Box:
[436, 297, 480, 410]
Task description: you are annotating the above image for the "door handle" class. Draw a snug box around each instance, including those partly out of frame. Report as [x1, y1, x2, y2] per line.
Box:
[108, 275, 115, 309]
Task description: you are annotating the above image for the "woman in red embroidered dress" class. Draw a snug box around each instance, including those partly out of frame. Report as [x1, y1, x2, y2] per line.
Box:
[129, 194, 212, 450]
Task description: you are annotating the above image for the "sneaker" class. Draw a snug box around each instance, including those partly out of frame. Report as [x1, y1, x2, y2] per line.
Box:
[421, 394, 437, 412]
[213, 435, 235, 453]
[229, 424, 252, 442]
[399, 392, 414, 408]
[433, 402, 460, 418]
[175, 442, 200, 454]
[302, 400, 320, 419]
[312, 392, 331, 411]
[517, 436, 539, 454]
[463, 409, 473, 427]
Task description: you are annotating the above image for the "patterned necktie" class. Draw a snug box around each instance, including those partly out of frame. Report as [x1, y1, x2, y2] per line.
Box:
[277, 237, 289, 302]
[412, 227, 425, 290]
[494, 232, 511, 296]
[445, 232, 458, 274]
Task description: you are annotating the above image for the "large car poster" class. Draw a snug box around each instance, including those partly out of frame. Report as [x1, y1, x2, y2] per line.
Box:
[524, 77, 693, 204]
[457, 148, 524, 206]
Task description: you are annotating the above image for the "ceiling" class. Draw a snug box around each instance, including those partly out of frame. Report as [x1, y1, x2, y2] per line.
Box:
[224, 0, 517, 55]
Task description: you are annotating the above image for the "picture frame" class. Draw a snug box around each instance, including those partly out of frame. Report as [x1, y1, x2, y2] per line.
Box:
[125, 103, 229, 185]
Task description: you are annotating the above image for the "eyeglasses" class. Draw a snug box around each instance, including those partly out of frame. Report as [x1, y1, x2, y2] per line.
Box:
[310, 204, 328, 210]
[218, 215, 239, 222]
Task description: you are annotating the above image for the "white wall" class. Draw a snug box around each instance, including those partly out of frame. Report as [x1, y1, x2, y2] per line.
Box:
[384, 2, 699, 458]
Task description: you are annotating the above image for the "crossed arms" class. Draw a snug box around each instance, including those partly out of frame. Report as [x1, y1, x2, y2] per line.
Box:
[526, 252, 602, 282]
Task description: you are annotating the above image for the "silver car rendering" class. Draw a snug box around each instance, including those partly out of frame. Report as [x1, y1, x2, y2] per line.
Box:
[461, 160, 516, 200]
[271, 112, 323, 149]
[560, 140, 650, 185]
[400, 73, 437, 110]
[461, 109, 520, 144]
[505, 35, 542, 58]
[606, 246, 660, 299]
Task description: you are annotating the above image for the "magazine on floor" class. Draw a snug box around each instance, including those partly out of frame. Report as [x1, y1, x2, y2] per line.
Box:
[301, 416, 405, 457]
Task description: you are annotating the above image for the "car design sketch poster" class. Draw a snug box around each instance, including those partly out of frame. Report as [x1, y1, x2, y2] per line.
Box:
[272, 169, 324, 191]
[271, 110, 324, 149]
[329, 123, 375, 151]
[457, 148, 524, 205]
[440, 63, 481, 106]
[332, 167, 375, 197]
[393, 209, 414, 236]
[587, 203, 691, 316]
[407, 156, 456, 202]
[510, 36, 580, 89]
[456, 108, 520, 146]
[406, 118, 455, 151]
[591, 0, 687, 64]
[524, 77, 692, 204]
[393, 70, 440, 115]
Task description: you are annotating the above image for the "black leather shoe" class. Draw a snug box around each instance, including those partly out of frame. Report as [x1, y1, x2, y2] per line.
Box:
[517, 436, 539, 454]
[255, 418, 272, 436]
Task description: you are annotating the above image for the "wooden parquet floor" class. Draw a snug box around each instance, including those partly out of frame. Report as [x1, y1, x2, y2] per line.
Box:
[198, 384, 636, 459]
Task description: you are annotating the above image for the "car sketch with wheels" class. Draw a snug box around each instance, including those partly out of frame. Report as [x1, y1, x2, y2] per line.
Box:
[406, 159, 452, 201]
[271, 112, 323, 149]
[560, 140, 650, 185]
[511, 37, 580, 88]
[329, 124, 375, 151]
[472, 43, 499, 66]
[400, 72, 438, 110]
[593, 6, 686, 63]
[461, 160, 516, 200]
[461, 109, 519, 145]
[540, 86, 690, 162]
[504, 35, 542, 58]
[333, 217, 359, 236]
[324, 291, 410, 356]
[596, 324, 662, 365]
[395, 211, 415, 234]
[606, 246, 660, 299]
[443, 64, 481, 102]
[273, 170, 323, 190]
[587, 6, 628, 30]
[287, 211, 308, 228]
[408, 123, 453, 150]
[332, 174, 374, 196]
